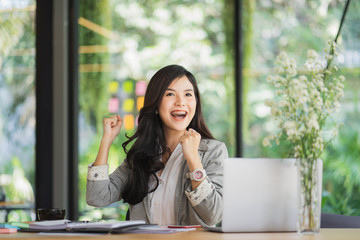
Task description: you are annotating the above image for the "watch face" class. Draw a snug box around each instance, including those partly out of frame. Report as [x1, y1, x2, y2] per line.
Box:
[194, 170, 204, 180]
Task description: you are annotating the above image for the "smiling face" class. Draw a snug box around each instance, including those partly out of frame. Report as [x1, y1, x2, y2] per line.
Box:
[158, 75, 197, 136]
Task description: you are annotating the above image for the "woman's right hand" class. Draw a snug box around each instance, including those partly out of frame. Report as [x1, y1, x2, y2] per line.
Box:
[93, 115, 123, 166]
[102, 115, 123, 145]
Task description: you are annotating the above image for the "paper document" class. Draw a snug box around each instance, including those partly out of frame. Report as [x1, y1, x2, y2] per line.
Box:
[68, 220, 146, 230]
[125, 226, 197, 234]
[26, 220, 146, 232]
[29, 220, 71, 230]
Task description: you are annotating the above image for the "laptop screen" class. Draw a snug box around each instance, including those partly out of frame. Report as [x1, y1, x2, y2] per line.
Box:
[221, 158, 299, 232]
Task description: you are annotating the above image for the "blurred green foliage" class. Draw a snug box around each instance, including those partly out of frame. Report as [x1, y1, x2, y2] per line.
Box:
[244, 0, 360, 216]
[79, 0, 111, 131]
[0, 158, 35, 222]
[322, 127, 360, 215]
[0, 0, 36, 222]
[1, 158, 34, 203]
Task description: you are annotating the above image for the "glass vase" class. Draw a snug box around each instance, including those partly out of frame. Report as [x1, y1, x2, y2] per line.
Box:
[297, 158, 323, 235]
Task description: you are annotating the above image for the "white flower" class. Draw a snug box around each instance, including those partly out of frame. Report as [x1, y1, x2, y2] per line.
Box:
[283, 121, 298, 140]
[276, 76, 287, 84]
[313, 97, 323, 110]
[307, 113, 319, 131]
[275, 90, 283, 96]
[262, 137, 272, 147]
[294, 145, 302, 158]
[270, 107, 281, 117]
[275, 67, 284, 74]
[266, 75, 274, 83]
[277, 51, 288, 61]
[307, 49, 319, 59]
[263, 40, 344, 162]
[287, 65, 297, 77]
[299, 75, 307, 83]
[334, 101, 341, 113]
[278, 99, 288, 108]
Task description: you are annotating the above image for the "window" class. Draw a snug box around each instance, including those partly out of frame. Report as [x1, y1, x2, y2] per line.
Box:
[25, 0, 358, 220]
[77, 0, 234, 220]
[243, 0, 360, 215]
[0, 0, 36, 221]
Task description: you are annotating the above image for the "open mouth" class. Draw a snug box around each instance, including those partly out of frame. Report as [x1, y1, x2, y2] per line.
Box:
[171, 110, 187, 120]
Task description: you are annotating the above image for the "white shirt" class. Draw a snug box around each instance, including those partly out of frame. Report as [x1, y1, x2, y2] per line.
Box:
[149, 143, 184, 226]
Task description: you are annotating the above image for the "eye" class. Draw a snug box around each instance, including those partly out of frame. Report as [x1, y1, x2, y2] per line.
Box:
[165, 92, 175, 96]
[185, 92, 193, 97]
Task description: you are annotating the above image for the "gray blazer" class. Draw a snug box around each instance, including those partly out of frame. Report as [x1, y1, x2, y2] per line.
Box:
[86, 138, 228, 226]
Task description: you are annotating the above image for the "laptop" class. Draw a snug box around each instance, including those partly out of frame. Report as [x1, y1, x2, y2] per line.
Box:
[205, 158, 299, 232]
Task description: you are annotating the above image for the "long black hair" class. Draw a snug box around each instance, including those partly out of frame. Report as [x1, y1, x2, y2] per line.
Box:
[121, 64, 214, 205]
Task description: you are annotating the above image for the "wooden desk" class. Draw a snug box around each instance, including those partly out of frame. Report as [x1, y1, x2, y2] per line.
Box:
[0, 229, 359, 240]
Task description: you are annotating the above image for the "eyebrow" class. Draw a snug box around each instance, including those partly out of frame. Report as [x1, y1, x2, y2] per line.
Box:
[166, 88, 194, 92]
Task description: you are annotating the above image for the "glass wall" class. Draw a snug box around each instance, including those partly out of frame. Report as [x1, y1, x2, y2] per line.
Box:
[243, 0, 360, 215]
[77, 0, 234, 220]
[0, 0, 36, 221]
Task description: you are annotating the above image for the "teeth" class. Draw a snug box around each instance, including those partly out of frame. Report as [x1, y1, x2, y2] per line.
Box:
[171, 111, 186, 116]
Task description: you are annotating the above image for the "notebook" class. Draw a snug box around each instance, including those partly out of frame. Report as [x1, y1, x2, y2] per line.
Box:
[23, 220, 150, 233]
[204, 158, 299, 233]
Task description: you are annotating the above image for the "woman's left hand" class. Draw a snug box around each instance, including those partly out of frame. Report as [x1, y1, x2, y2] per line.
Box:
[179, 128, 202, 170]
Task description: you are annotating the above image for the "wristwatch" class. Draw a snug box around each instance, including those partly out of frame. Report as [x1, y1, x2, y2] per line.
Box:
[187, 169, 207, 181]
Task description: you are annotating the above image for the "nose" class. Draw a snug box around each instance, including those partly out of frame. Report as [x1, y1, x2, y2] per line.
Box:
[175, 95, 185, 106]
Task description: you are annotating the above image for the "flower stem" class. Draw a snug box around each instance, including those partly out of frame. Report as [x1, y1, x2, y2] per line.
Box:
[334, 0, 351, 44]
[325, 0, 351, 71]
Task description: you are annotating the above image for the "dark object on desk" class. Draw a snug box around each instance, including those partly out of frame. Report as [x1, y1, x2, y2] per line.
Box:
[0, 186, 5, 201]
[126, 209, 130, 220]
[37, 208, 66, 220]
[321, 213, 360, 228]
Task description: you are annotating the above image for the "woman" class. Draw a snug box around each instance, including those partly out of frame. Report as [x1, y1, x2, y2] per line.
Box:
[87, 64, 228, 226]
